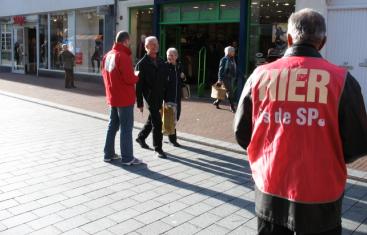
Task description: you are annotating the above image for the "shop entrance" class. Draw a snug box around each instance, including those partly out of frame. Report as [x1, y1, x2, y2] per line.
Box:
[12, 26, 37, 74]
[161, 23, 239, 97]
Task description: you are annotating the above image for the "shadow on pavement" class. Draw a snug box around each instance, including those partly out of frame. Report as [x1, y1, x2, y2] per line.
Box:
[110, 158, 254, 212]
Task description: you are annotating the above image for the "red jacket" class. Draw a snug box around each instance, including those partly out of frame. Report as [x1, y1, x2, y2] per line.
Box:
[248, 56, 347, 202]
[102, 43, 138, 107]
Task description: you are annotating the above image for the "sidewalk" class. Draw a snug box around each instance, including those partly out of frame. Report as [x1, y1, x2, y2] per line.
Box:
[0, 72, 366, 171]
[0, 90, 366, 234]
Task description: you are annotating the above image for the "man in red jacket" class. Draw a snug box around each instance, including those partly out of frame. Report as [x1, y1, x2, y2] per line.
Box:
[102, 31, 143, 165]
[234, 9, 367, 235]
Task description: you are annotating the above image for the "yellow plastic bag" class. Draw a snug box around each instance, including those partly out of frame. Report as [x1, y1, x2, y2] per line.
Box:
[162, 103, 176, 135]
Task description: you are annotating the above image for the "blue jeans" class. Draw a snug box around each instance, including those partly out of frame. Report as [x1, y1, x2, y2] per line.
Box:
[104, 106, 134, 163]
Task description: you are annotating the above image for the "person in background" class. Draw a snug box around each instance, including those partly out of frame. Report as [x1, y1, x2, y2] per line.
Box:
[60, 44, 75, 89]
[213, 46, 237, 113]
[234, 8, 367, 235]
[101, 31, 143, 165]
[164, 47, 185, 147]
[135, 36, 169, 159]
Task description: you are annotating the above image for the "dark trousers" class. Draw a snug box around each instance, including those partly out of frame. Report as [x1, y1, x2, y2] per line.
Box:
[138, 108, 163, 151]
[64, 68, 74, 88]
[257, 217, 341, 235]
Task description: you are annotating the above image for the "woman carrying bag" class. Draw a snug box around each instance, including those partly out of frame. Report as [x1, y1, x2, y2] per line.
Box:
[213, 46, 237, 113]
[163, 48, 185, 147]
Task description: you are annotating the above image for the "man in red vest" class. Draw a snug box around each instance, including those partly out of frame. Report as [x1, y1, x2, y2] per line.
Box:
[234, 8, 367, 235]
[102, 31, 143, 165]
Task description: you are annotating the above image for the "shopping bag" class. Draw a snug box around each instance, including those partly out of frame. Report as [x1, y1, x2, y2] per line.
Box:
[182, 84, 191, 99]
[162, 103, 176, 135]
[211, 83, 226, 100]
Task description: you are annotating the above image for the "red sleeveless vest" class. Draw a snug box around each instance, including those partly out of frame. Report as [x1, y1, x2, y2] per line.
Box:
[248, 56, 347, 203]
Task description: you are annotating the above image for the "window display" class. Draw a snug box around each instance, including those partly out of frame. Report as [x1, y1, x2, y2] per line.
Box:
[247, 0, 295, 74]
[39, 15, 48, 69]
[75, 9, 104, 73]
[130, 7, 153, 63]
[1, 23, 12, 65]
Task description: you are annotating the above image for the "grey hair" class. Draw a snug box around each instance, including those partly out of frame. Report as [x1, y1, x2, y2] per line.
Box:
[145, 36, 158, 47]
[166, 47, 178, 56]
[224, 46, 235, 56]
[287, 8, 326, 45]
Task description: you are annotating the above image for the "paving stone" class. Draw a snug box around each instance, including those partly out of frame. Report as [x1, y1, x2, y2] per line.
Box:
[184, 203, 213, 216]
[54, 215, 91, 232]
[136, 220, 173, 234]
[108, 208, 141, 223]
[188, 212, 222, 228]
[28, 226, 61, 235]
[135, 209, 168, 225]
[80, 217, 117, 234]
[108, 219, 144, 234]
[165, 222, 202, 235]
[1, 212, 38, 228]
[161, 211, 195, 227]
[56, 204, 90, 219]
[0, 224, 34, 235]
[195, 223, 230, 235]
[27, 214, 64, 230]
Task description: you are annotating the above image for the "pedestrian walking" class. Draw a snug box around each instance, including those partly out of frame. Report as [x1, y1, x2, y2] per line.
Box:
[60, 44, 76, 88]
[164, 47, 185, 147]
[101, 31, 143, 165]
[213, 46, 237, 112]
[234, 8, 367, 235]
[135, 36, 169, 159]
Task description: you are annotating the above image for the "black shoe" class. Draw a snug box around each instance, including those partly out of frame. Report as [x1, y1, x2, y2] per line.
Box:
[170, 141, 181, 147]
[213, 100, 220, 109]
[136, 137, 149, 149]
[71, 85, 77, 88]
[155, 149, 167, 159]
[230, 105, 236, 113]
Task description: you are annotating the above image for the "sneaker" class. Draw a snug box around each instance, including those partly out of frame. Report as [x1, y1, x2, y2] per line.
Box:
[104, 154, 120, 162]
[104, 154, 121, 162]
[121, 157, 144, 166]
[155, 149, 167, 159]
[136, 137, 150, 149]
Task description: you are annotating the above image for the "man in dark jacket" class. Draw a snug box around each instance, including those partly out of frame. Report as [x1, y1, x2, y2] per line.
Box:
[135, 36, 169, 158]
[102, 31, 142, 165]
[60, 44, 75, 88]
[234, 8, 367, 235]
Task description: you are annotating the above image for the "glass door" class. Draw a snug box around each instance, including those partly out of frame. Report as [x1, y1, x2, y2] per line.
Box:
[13, 27, 25, 73]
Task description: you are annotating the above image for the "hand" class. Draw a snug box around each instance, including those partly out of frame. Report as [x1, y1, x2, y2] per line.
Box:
[134, 70, 140, 76]
[138, 106, 143, 113]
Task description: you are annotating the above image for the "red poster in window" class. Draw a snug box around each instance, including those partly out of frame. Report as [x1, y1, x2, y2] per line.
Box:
[13, 16, 26, 26]
[75, 51, 83, 64]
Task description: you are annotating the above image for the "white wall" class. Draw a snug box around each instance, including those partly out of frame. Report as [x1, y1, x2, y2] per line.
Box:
[116, 0, 153, 32]
[295, 0, 328, 56]
[296, 0, 327, 16]
[0, 0, 113, 17]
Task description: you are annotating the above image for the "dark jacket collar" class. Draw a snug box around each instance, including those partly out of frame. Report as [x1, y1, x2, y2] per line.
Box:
[112, 43, 131, 55]
[284, 43, 322, 58]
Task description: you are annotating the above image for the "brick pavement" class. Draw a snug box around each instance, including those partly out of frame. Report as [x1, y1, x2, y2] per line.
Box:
[0, 92, 366, 234]
[0, 73, 366, 171]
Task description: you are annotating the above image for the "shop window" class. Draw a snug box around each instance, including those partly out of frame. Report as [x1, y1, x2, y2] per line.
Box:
[130, 7, 153, 63]
[50, 12, 74, 70]
[220, 0, 240, 20]
[1, 23, 12, 66]
[39, 15, 48, 69]
[75, 9, 104, 74]
[247, 0, 295, 74]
